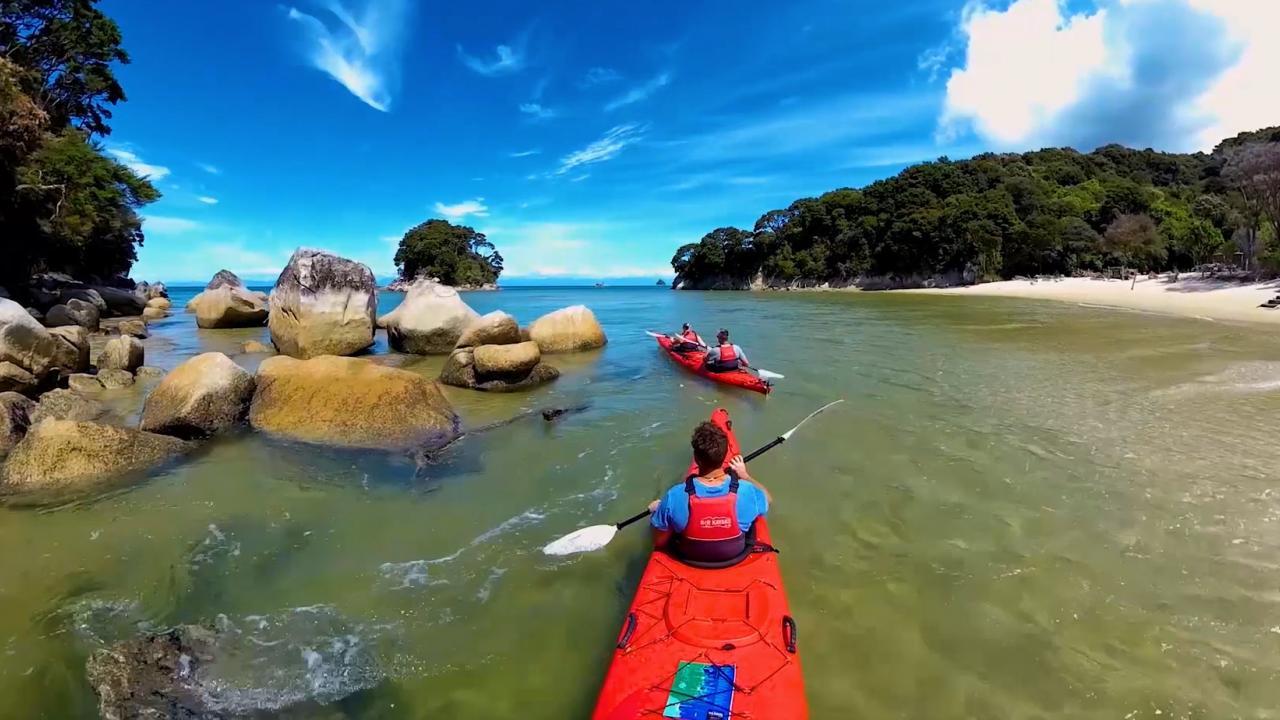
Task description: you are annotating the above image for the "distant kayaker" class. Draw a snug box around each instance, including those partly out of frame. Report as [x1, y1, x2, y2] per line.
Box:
[704, 329, 748, 372]
[649, 420, 771, 565]
[671, 323, 705, 352]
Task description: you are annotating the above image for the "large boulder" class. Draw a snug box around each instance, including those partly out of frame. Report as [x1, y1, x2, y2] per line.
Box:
[91, 285, 147, 317]
[0, 420, 190, 495]
[0, 362, 36, 395]
[439, 348, 560, 393]
[0, 391, 33, 455]
[146, 297, 172, 311]
[206, 269, 244, 290]
[141, 305, 167, 321]
[249, 355, 459, 450]
[473, 341, 541, 376]
[456, 310, 521, 348]
[45, 298, 101, 331]
[99, 336, 144, 372]
[268, 249, 377, 358]
[29, 388, 107, 424]
[240, 340, 274, 354]
[378, 280, 479, 355]
[527, 305, 607, 353]
[117, 319, 148, 338]
[134, 280, 168, 300]
[97, 368, 134, 389]
[140, 353, 255, 438]
[0, 298, 61, 380]
[48, 326, 90, 373]
[190, 285, 268, 328]
[67, 373, 102, 393]
[59, 288, 108, 314]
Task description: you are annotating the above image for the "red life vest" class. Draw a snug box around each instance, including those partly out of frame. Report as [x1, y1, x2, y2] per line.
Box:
[675, 475, 748, 565]
[680, 329, 699, 342]
[718, 344, 737, 362]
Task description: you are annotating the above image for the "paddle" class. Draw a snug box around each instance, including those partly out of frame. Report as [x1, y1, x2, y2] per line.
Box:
[644, 330, 785, 381]
[542, 399, 845, 556]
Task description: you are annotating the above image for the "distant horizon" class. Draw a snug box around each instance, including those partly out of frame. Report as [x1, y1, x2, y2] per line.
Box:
[161, 275, 672, 288]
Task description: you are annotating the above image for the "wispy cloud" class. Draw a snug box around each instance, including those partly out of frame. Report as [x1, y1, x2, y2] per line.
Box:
[433, 198, 489, 219]
[509, 149, 541, 158]
[196, 162, 221, 175]
[569, 174, 590, 183]
[457, 41, 525, 76]
[197, 196, 219, 205]
[107, 148, 170, 180]
[605, 72, 670, 111]
[143, 215, 200, 234]
[519, 102, 557, 120]
[286, 0, 412, 111]
[556, 124, 645, 175]
[579, 66, 621, 88]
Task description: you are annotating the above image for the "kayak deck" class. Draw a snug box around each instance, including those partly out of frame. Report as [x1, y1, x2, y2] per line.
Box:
[656, 336, 772, 395]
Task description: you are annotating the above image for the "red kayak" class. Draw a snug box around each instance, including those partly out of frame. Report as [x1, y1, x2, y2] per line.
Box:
[656, 336, 772, 395]
[592, 409, 808, 719]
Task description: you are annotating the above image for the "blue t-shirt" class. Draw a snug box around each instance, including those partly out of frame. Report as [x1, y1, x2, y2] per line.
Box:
[651, 477, 768, 533]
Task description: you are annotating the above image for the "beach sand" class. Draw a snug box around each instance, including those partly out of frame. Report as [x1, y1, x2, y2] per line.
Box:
[902, 275, 1280, 325]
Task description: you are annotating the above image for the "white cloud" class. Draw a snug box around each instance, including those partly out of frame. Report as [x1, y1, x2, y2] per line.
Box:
[569, 174, 590, 183]
[480, 221, 668, 278]
[580, 66, 621, 88]
[457, 42, 524, 76]
[509, 148, 541, 158]
[519, 102, 556, 120]
[107, 148, 170, 180]
[556, 124, 645, 175]
[196, 162, 221, 175]
[197, 196, 219, 205]
[143, 215, 200, 234]
[286, 0, 411, 111]
[938, 0, 1278, 152]
[433, 198, 489, 219]
[605, 72, 670, 111]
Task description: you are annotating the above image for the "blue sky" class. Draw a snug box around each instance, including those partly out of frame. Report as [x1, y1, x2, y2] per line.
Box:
[102, 0, 1276, 284]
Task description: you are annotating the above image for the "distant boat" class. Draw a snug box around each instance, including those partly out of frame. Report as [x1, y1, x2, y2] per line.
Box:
[594, 282, 606, 288]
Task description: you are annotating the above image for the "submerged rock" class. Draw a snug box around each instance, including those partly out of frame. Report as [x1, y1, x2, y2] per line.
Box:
[473, 341, 541, 376]
[0, 392, 33, 456]
[438, 347, 559, 392]
[135, 366, 165, 380]
[67, 373, 102, 393]
[378, 280, 479, 354]
[240, 340, 274, 354]
[1, 420, 190, 495]
[141, 353, 255, 439]
[86, 625, 216, 720]
[249, 355, 458, 450]
[99, 336, 144, 372]
[455, 310, 521, 349]
[527, 305, 607, 353]
[268, 249, 376, 358]
[97, 368, 134, 389]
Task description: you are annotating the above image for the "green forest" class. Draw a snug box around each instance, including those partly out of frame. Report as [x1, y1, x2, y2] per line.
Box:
[672, 128, 1280, 289]
[0, 0, 159, 293]
[394, 219, 504, 287]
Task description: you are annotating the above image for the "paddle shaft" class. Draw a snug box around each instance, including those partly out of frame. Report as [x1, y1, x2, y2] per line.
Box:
[614, 435, 787, 530]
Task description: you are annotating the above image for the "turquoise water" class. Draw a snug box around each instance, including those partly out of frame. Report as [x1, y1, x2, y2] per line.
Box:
[3, 286, 1280, 718]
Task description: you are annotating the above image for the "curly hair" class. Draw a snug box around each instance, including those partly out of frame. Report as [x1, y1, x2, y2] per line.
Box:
[690, 421, 729, 474]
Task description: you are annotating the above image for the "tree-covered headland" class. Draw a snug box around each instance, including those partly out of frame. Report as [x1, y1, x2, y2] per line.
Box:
[672, 129, 1280, 289]
[393, 219, 504, 287]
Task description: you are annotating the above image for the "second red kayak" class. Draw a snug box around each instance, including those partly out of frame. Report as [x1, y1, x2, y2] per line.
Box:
[656, 336, 772, 394]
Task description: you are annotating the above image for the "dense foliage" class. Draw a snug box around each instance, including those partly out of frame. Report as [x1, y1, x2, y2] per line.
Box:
[394, 219, 504, 287]
[0, 0, 156, 291]
[673, 130, 1280, 288]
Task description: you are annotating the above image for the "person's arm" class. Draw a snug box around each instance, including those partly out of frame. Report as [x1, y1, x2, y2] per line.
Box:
[729, 455, 770, 503]
[649, 494, 674, 549]
[737, 345, 750, 367]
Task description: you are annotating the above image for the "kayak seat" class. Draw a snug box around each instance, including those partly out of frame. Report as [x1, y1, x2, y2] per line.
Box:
[673, 524, 757, 569]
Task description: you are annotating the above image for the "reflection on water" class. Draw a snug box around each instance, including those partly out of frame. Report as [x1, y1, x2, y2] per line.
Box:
[3, 287, 1280, 717]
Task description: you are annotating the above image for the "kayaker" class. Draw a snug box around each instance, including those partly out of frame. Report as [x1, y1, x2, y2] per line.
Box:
[649, 420, 771, 565]
[704, 329, 749, 373]
[671, 323, 705, 352]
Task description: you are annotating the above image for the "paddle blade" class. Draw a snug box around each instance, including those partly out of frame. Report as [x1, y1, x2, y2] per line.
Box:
[644, 330, 666, 339]
[756, 369, 785, 380]
[542, 524, 619, 555]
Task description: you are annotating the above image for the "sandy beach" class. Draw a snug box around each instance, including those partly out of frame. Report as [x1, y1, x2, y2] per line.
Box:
[903, 275, 1280, 325]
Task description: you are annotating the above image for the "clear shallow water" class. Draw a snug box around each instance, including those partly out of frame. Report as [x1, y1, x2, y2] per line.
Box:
[4, 287, 1280, 718]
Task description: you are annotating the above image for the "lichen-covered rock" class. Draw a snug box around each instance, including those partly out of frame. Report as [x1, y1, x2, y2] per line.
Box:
[86, 625, 217, 720]
[473, 341, 541, 376]
[438, 348, 559, 392]
[378, 280, 480, 355]
[0, 420, 190, 495]
[48, 326, 90, 373]
[455, 310, 521, 348]
[439, 349, 477, 389]
[67, 373, 102, 393]
[97, 368, 134, 389]
[476, 363, 560, 392]
[145, 296, 172, 311]
[141, 306, 167, 321]
[190, 285, 268, 328]
[249, 355, 458, 450]
[527, 305, 607, 353]
[0, 361, 37, 395]
[240, 340, 274, 354]
[135, 366, 165, 379]
[0, 297, 61, 380]
[117, 319, 148, 338]
[91, 285, 147, 317]
[29, 388, 107, 424]
[99, 336, 144, 372]
[0, 391, 33, 456]
[140, 353, 255, 439]
[268, 249, 377, 358]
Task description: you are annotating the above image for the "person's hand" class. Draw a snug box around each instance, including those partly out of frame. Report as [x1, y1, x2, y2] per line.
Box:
[728, 455, 750, 479]
[648, 498, 661, 513]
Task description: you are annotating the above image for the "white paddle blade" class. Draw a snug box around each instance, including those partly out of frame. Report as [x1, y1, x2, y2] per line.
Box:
[756, 369, 785, 380]
[644, 330, 667, 339]
[542, 524, 619, 555]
